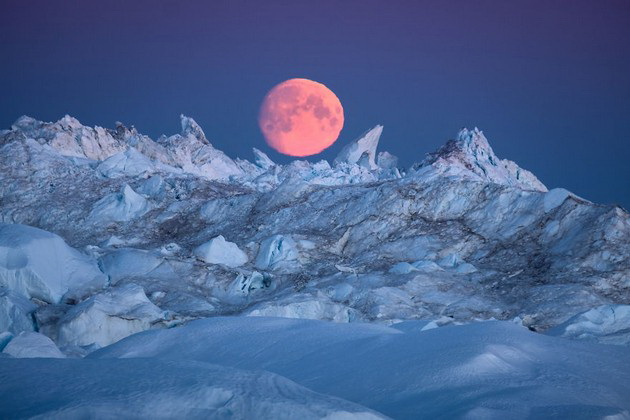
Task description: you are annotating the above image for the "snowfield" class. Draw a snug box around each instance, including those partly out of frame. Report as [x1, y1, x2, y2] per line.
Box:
[90, 317, 630, 419]
[0, 357, 384, 419]
[0, 115, 628, 418]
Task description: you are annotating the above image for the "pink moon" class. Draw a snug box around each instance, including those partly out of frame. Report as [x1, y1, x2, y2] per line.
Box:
[258, 78, 345, 157]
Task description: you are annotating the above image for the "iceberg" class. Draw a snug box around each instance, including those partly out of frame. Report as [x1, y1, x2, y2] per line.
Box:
[2, 331, 65, 358]
[334, 125, 383, 170]
[0, 223, 107, 303]
[57, 284, 166, 349]
[255, 235, 299, 271]
[194, 235, 248, 268]
[0, 288, 36, 334]
[547, 304, 630, 345]
[96, 147, 156, 179]
[89, 184, 151, 223]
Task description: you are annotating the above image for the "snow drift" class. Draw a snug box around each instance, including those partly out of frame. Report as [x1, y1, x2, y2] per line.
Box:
[92, 316, 630, 419]
[0, 357, 382, 419]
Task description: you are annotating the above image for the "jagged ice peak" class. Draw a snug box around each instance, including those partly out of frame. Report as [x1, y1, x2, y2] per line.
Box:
[2, 114, 546, 192]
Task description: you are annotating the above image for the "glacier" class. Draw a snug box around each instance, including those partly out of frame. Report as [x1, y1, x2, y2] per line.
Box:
[0, 114, 628, 418]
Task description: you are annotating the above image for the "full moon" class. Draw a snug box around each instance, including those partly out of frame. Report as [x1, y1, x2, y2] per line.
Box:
[258, 78, 344, 157]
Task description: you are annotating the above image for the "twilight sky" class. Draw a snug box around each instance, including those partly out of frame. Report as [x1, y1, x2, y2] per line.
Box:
[1, 0, 629, 207]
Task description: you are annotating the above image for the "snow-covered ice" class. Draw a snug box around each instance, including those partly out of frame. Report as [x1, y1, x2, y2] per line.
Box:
[98, 248, 168, 284]
[0, 357, 383, 419]
[57, 284, 166, 349]
[255, 234, 299, 271]
[92, 316, 630, 419]
[2, 331, 65, 358]
[229, 271, 271, 297]
[96, 147, 156, 179]
[417, 127, 548, 192]
[246, 298, 357, 322]
[194, 235, 248, 267]
[0, 223, 107, 303]
[89, 184, 151, 223]
[0, 288, 36, 334]
[0, 114, 628, 418]
[334, 125, 383, 170]
[544, 187, 575, 212]
[547, 304, 630, 345]
[252, 147, 276, 170]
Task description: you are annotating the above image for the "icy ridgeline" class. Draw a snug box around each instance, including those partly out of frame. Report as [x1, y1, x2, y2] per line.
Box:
[1, 114, 398, 188]
[0, 114, 629, 356]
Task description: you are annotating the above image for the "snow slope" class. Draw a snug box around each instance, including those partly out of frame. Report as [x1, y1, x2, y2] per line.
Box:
[92, 316, 630, 419]
[0, 357, 383, 419]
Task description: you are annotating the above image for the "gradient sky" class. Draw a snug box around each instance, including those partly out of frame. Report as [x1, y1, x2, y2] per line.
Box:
[1, 0, 629, 207]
